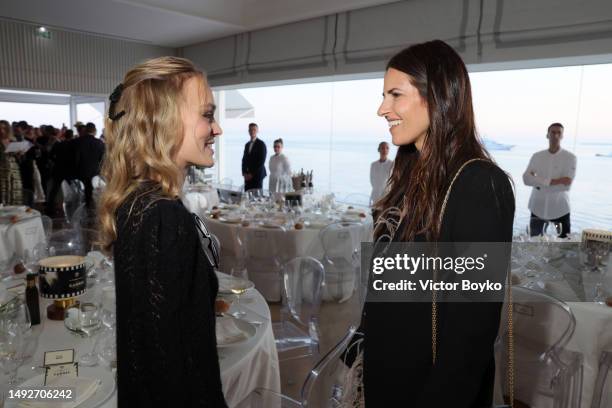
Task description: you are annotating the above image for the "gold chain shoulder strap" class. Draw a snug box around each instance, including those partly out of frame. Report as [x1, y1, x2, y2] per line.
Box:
[431, 158, 514, 407]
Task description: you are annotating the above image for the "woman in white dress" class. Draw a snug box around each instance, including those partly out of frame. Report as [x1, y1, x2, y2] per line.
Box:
[268, 138, 292, 192]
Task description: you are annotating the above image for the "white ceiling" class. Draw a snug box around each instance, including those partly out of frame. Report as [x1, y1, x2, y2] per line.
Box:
[0, 0, 400, 47]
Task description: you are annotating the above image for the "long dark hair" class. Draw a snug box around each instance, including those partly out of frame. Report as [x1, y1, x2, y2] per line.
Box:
[374, 40, 491, 242]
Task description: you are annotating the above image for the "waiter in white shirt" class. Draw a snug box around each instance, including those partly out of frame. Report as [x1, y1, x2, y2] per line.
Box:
[523, 122, 577, 238]
[370, 141, 394, 205]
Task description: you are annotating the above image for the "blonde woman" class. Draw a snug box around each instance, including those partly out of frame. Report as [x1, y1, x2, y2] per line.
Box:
[99, 57, 226, 407]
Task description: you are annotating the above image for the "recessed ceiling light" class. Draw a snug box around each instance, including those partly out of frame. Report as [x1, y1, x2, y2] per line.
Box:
[35, 26, 51, 39]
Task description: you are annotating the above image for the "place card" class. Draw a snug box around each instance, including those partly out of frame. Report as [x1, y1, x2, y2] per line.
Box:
[43, 349, 78, 385]
[43, 349, 75, 366]
[44, 363, 78, 385]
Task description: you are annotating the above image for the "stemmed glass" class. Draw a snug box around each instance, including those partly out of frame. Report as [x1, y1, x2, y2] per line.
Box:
[64, 302, 102, 367]
[96, 286, 117, 371]
[228, 264, 250, 318]
[0, 323, 25, 386]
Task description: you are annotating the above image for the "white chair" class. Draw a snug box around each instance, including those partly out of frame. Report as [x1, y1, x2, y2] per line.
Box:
[591, 350, 612, 408]
[318, 221, 362, 303]
[273, 256, 324, 361]
[242, 326, 359, 407]
[497, 287, 583, 408]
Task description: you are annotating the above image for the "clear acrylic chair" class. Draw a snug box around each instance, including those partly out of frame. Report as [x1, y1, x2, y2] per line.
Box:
[242, 225, 288, 301]
[5, 216, 46, 271]
[61, 180, 84, 221]
[591, 351, 612, 408]
[273, 256, 325, 360]
[40, 215, 53, 242]
[497, 286, 583, 408]
[70, 203, 97, 229]
[318, 221, 362, 303]
[242, 325, 359, 408]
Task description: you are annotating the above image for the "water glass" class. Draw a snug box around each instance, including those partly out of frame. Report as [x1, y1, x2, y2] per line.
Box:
[0, 324, 24, 386]
[64, 302, 101, 367]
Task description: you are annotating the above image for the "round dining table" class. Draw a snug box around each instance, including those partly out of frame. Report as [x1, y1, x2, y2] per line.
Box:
[0, 207, 46, 273]
[5, 283, 280, 408]
[508, 240, 612, 408]
[203, 205, 374, 302]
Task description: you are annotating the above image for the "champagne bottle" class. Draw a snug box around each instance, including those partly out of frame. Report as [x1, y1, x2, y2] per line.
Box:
[26, 273, 41, 325]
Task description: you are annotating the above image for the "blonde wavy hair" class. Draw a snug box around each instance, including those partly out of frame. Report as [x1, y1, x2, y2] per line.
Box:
[98, 56, 208, 253]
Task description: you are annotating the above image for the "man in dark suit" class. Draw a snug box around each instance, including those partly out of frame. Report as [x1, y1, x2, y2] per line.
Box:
[241, 123, 267, 190]
[74, 122, 105, 208]
[46, 129, 77, 216]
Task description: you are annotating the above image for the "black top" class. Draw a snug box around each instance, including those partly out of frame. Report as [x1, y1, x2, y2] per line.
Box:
[50, 139, 77, 180]
[74, 134, 104, 180]
[241, 138, 267, 182]
[362, 160, 515, 407]
[113, 183, 227, 407]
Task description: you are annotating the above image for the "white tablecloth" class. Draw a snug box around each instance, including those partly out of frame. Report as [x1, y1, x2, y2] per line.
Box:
[0, 209, 45, 267]
[205, 215, 373, 302]
[8, 288, 279, 408]
[512, 245, 612, 407]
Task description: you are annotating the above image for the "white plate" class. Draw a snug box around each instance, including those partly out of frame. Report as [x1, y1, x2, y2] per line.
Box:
[4, 366, 116, 408]
[216, 317, 257, 348]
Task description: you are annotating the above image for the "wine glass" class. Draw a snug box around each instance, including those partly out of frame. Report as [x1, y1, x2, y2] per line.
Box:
[64, 302, 102, 367]
[228, 264, 250, 319]
[95, 326, 117, 371]
[100, 286, 116, 329]
[594, 283, 606, 305]
[79, 302, 102, 367]
[0, 323, 25, 386]
[2, 297, 31, 335]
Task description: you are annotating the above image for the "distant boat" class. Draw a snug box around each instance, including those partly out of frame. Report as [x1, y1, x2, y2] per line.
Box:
[482, 138, 514, 151]
[595, 152, 612, 157]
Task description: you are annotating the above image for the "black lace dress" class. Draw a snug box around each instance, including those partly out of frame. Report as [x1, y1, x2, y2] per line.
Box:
[113, 183, 227, 407]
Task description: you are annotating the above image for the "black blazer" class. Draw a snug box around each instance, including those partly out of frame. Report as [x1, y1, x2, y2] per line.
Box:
[241, 138, 267, 181]
[74, 135, 105, 180]
[362, 160, 515, 408]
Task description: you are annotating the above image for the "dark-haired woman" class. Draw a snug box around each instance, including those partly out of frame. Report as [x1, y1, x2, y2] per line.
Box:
[361, 40, 515, 407]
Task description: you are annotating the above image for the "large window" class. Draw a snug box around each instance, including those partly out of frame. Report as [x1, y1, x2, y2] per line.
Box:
[215, 63, 612, 234]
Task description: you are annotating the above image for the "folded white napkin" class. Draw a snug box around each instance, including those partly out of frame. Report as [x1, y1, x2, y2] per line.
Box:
[18, 377, 100, 408]
[216, 316, 248, 345]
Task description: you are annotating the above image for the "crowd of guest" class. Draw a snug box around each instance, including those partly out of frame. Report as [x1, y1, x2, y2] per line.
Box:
[0, 119, 105, 216]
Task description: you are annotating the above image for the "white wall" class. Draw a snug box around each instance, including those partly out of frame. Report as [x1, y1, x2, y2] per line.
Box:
[181, 0, 612, 87]
[0, 18, 174, 95]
